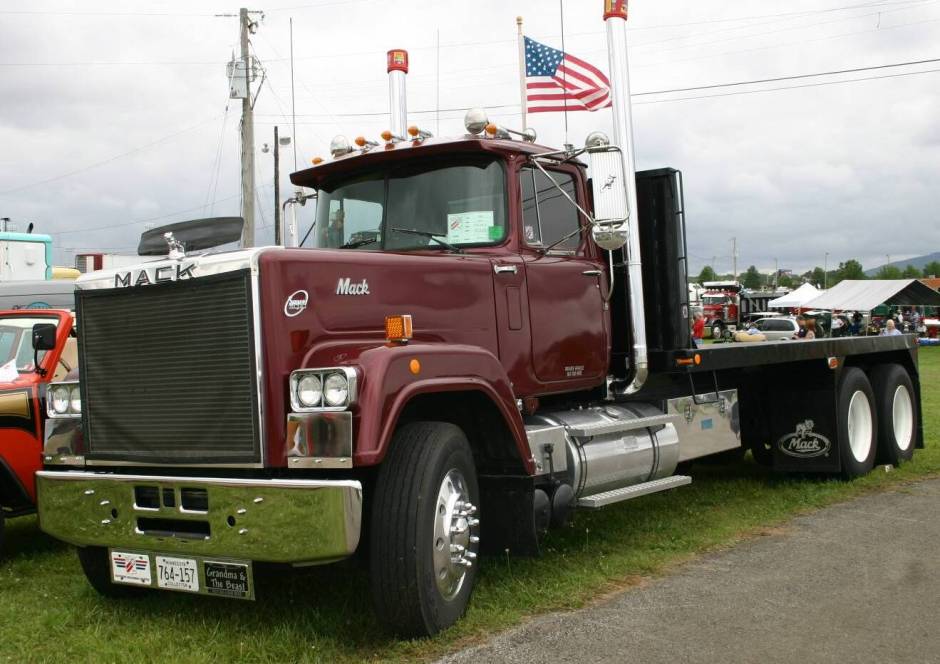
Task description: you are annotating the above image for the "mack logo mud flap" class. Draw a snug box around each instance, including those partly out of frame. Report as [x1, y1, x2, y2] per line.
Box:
[777, 419, 832, 459]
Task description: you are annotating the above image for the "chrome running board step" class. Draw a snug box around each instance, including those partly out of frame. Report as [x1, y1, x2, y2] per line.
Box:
[577, 475, 692, 509]
[565, 414, 678, 438]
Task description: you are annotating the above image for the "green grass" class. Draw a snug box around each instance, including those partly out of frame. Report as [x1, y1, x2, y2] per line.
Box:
[2, 349, 938, 664]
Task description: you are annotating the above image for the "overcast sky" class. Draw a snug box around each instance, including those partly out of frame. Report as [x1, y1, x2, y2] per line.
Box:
[1, 0, 938, 274]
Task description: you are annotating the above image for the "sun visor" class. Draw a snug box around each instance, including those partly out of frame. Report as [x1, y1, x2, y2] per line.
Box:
[137, 217, 244, 256]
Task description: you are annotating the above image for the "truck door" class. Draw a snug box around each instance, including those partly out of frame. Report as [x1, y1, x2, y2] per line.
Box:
[518, 166, 609, 386]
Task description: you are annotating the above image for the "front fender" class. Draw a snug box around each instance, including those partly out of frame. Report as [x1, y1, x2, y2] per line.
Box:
[308, 343, 532, 473]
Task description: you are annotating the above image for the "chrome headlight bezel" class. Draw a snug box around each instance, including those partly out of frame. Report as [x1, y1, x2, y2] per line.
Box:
[47, 381, 82, 419]
[289, 367, 357, 412]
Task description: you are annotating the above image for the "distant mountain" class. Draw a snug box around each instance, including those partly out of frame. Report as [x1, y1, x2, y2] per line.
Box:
[865, 251, 940, 276]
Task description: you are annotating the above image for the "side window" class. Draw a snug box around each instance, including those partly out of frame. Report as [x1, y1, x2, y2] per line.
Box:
[519, 168, 582, 252]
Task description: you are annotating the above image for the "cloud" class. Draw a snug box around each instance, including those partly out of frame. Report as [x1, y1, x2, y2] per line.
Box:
[0, 0, 937, 274]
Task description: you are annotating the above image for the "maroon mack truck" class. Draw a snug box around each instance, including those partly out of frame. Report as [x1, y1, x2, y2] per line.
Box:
[36, 4, 923, 637]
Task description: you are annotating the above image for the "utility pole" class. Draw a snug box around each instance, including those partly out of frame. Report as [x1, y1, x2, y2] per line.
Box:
[774, 258, 779, 289]
[824, 252, 829, 289]
[731, 237, 738, 282]
[239, 7, 257, 248]
[274, 126, 281, 245]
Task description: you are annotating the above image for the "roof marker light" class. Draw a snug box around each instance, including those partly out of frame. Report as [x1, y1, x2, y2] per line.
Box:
[407, 125, 433, 142]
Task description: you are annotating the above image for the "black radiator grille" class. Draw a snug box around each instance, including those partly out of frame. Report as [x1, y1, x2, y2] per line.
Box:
[77, 269, 261, 464]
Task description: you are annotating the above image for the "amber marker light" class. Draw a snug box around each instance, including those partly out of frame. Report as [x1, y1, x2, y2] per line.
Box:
[694, 353, 702, 365]
[354, 136, 367, 147]
[311, 157, 324, 165]
[409, 359, 421, 375]
[828, 357, 839, 369]
[385, 314, 414, 344]
[381, 130, 393, 141]
[484, 123, 498, 136]
[407, 125, 419, 137]
[676, 357, 694, 367]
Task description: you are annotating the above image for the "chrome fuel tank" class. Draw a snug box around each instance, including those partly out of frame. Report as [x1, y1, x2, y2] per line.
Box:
[527, 403, 679, 500]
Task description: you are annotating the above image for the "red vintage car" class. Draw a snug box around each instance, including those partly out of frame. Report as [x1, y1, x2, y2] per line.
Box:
[0, 309, 76, 547]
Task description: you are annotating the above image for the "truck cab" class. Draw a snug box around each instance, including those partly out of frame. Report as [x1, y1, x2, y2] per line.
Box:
[0, 308, 76, 547]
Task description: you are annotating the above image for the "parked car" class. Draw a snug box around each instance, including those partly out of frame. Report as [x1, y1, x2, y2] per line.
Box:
[753, 317, 799, 341]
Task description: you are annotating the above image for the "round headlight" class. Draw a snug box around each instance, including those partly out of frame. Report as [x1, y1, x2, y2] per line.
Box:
[297, 374, 322, 408]
[51, 385, 70, 414]
[323, 372, 349, 407]
[69, 386, 81, 413]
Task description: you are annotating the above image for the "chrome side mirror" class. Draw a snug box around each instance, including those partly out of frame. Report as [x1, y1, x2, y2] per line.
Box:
[587, 142, 629, 251]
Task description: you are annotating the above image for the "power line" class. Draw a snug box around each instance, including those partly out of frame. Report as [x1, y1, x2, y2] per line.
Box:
[49, 184, 275, 237]
[633, 65, 940, 105]
[635, 56, 940, 97]
[256, 56, 940, 119]
[0, 115, 222, 196]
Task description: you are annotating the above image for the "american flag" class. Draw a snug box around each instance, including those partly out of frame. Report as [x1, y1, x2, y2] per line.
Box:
[524, 36, 611, 113]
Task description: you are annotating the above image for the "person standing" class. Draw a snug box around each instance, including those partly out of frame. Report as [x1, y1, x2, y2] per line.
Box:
[831, 315, 845, 338]
[881, 319, 902, 336]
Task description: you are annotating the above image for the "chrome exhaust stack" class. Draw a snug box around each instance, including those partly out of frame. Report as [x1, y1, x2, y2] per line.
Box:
[604, 1, 648, 395]
[387, 49, 408, 139]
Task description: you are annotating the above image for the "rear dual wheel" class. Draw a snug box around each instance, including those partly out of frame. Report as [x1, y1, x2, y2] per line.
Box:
[870, 364, 917, 467]
[837, 367, 878, 479]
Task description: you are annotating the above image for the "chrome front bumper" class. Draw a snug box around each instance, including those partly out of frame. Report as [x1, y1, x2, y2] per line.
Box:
[36, 471, 362, 565]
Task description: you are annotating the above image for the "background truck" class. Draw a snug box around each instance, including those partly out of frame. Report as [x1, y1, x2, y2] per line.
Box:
[701, 281, 777, 339]
[37, 3, 923, 638]
[0, 308, 76, 549]
[0, 231, 53, 282]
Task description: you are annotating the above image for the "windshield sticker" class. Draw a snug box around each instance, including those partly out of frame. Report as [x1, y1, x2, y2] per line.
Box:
[446, 211, 495, 244]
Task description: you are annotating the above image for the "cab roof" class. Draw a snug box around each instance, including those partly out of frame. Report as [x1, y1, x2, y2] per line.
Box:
[289, 135, 580, 190]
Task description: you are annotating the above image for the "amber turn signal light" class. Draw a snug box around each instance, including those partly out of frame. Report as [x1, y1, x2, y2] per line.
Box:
[311, 156, 324, 165]
[381, 130, 393, 142]
[354, 136, 367, 147]
[385, 314, 414, 344]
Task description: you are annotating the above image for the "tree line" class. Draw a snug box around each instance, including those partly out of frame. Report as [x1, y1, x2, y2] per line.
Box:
[694, 260, 940, 290]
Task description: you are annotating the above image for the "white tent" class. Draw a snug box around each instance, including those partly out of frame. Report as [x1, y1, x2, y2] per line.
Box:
[803, 279, 940, 311]
[768, 283, 822, 309]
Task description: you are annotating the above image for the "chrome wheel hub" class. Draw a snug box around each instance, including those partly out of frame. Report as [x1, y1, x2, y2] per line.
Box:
[847, 389, 873, 463]
[432, 468, 479, 601]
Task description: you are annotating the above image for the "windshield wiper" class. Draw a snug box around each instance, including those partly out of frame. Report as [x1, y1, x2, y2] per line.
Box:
[391, 227, 463, 253]
[339, 238, 378, 249]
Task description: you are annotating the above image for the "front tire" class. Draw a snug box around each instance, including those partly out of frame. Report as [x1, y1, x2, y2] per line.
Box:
[837, 367, 877, 479]
[870, 364, 917, 466]
[370, 422, 480, 637]
[77, 546, 149, 598]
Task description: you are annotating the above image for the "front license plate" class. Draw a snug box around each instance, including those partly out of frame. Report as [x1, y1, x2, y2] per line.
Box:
[156, 556, 199, 593]
[204, 560, 251, 599]
[110, 551, 151, 586]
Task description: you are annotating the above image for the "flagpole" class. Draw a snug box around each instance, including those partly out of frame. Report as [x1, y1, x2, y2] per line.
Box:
[558, 0, 568, 142]
[516, 16, 526, 128]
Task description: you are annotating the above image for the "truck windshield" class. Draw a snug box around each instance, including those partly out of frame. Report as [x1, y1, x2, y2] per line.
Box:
[702, 296, 730, 305]
[0, 316, 55, 374]
[312, 158, 507, 251]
